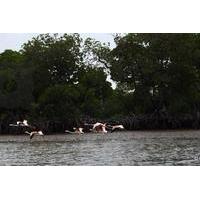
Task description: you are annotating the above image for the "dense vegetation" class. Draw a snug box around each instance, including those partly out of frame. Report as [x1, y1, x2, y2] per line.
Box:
[1, 33, 200, 133]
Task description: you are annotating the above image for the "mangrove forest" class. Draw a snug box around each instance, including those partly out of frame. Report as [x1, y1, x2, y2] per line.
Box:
[1, 33, 200, 133]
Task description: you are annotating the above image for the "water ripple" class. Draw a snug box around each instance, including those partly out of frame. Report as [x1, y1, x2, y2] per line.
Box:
[0, 131, 200, 165]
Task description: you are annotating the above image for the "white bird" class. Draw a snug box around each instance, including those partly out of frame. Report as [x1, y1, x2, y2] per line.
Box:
[65, 127, 84, 134]
[10, 119, 29, 127]
[92, 122, 102, 129]
[92, 122, 107, 133]
[25, 130, 44, 140]
[17, 119, 29, 126]
[110, 124, 125, 132]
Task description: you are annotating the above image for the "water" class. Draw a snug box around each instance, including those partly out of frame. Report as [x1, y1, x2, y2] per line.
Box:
[0, 130, 200, 165]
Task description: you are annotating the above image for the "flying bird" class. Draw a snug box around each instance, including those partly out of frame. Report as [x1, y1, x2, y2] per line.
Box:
[92, 122, 108, 133]
[17, 120, 29, 126]
[25, 130, 44, 140]
[10, 119, 29, 127]
[109, 124, 125, 132]
[65, 127, 84, 134]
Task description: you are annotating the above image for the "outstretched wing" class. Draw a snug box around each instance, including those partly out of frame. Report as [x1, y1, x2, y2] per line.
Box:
[65, 130, 73, 134]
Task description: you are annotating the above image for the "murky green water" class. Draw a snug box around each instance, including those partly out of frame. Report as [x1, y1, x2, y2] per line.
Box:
[0, 131, 200, 165]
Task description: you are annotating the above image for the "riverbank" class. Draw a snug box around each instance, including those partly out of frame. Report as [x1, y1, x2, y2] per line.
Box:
[0, 130, 200, 142]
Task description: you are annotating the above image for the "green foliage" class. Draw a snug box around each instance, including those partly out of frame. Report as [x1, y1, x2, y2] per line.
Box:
[78, 68, 112, 118]
[0, 50, 24, 69]
[37, 84, 80, 120]
[110, 33, 200, 116]
[0, 68, 17, 94]
[0, 50, 34, 121]
[1, 33, 200, 133]
[83, 37, 111, 68]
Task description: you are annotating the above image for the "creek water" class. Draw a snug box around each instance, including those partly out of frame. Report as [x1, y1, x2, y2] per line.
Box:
[0, 130, 200, 165]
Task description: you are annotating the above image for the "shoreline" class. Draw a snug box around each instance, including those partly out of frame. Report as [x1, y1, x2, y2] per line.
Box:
[1, 128, 200, 135]
[0, 130, 200, 142]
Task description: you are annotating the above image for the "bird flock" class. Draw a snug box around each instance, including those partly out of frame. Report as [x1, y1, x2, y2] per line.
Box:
[66, 123, 125, 134]
[9, 120, 44, 140]
[9, 120, 125, 140]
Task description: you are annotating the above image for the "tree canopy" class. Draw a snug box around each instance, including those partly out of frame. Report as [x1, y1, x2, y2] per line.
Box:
[1, 33, 200, 133]
[110, 34, 200, 115]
